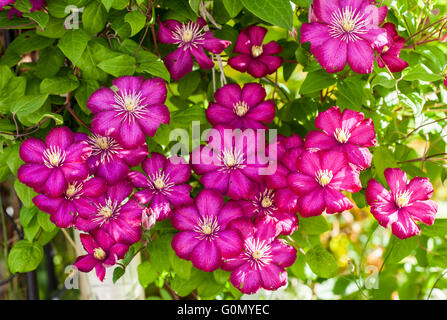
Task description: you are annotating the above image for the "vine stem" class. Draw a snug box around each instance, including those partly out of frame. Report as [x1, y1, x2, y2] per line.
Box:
[61, 229, 81, 256]
[426, 269, 447, 300]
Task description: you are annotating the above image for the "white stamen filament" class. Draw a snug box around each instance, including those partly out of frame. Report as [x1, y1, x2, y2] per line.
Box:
[251, 45, 263, 57]
[218, 149, 246, 172]
[113, 90, 147, 123]
[194, 216, 220, 240]
[172, 21, 205, 50]
[334, 128, 351, 144]
[233, 101, 250, 117]
[328, 6, 368, 42]
[88, 134, 122, 164]
[94, 247, 106, 260]
[148, 171, 175, 194]
[244, 238, 273, 268]
[395, 190, 412, 208]
[42, 146, 66, 168]
[65, 181, 83, 200]
[315, 169, 333, 187]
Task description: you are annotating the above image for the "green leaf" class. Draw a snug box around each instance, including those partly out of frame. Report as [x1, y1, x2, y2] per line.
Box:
[170, 253, 192, 280]
[213, 269, 231, 284]
[399, 92, 424, 116]
[8, 240, 43, 274]
[372, 72, 396, 88]
[14, 179, 38, 208]
[300, 70, 336, 95]
[298, 215, 330, 235]
[223, 0, 243, 17]
[402, 64, 444, 82]
[58, 29, 91, 65]
[11, 94, 49, 121]
[36, 46, 65, 79]
[75, 80, 100, 114]
[241, 0, 293, 30]
[40, 76, 80, 95]
[386, 236, 418, 264]
[178, 71, 201, 97]
[83, 1, 108, 34]
[20, 207, 38, 228]
[98, 54, 136, 77]
[337, 78, 364, 110]
[421, 219, 447, 237]
[124, 11, 147, 37]
[306, 245, 338, 278]
[137, 261, 158, 288]
[37, 211, 56, 232]
[147, 235, 172, 273]
[23, 11, 49, 29]
[189, 0, 201, 14]
[113, 267, 125, 283]
[373, 146, 397, 185]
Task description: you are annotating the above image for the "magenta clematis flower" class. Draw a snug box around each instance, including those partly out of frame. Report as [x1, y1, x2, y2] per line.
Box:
[75, 180, 143, 245]
[288, 150, 362, 217]
[228, 25, 283, 78]
[205, 83, 275, 130]
[375, 23, 409, 73]
[33, 177, 106, 229]
[305, 106, 376, 170]
[128, 152, 193, 221]
[300, 0, 388, 74]
[222, 218, 296, 294]
[264, 134, 305, 213]
[171, 189, 244, 272]
[237, 184, 298, 236]
[366, 168, 438, 239]
[17, 126, 91, 198]
[158, 17, 231, 81]
[1, 0, 45, 18]
[190, 126, 267, 200]
[74, 230, 129, 281]
[78, 132, 148, 185]
[87, 76, 170, 149]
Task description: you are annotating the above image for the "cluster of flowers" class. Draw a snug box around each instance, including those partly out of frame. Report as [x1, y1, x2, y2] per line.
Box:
[16, 7, 437, 294]
[301, 0, 408, 74]
[0, 0, 45, 19]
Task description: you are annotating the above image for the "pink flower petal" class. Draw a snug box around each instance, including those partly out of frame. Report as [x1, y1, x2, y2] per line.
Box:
[391, 211, 421, 239]
[45, 127, 74, 150]
[203, 31, 231, 54]
[139, 77, 168, 106]
[347, 39, 374, 74]
[214, 83, 242, 108]
[228, 54, 251, 73]
[91, 111, 122, 138]
[164, 48, 194, 81]
[324, 188, 354, 214]
[407, 177, 434, 202]
[190, 240, 221, 272]
[195, 189, 224, 218]
[19, 138, 46, 163]
[87, 87, 115, 113]
[297, 188, 325, 217]
[270, 239, 297, 268]
[230, 262, 262, 294]
[171, 205, 200, 231]
[403, 200, 437, 226]
[247, 59, 269, 78]
[138, 104, 170, 137]
[241, 83, 266, 107]
[97, 158, 130, 185]
[172, 231, 200, 259]
[190, 46, 214, 69]
[215, 230, 243, 258]
[384, 168, 408, 195]
[259, 263, 288, 291]
[300, 23, 331, 48]
[314, 38, 348, 73]
[118, 120, 145, 149]
[313, 0, 341, 23]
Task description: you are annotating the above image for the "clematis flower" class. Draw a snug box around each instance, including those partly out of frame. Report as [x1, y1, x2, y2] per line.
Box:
[305, 106, 376, 170]
[205, 83, 275, 130]
[75, 180, 143, 245]
[74, 230, 129, 281]
[288, 150, 362, 217]
[17, 126, 91, 197]
[170, 189, 244, 272]
[237, 184, 298, 236]
[190, 126, 267, 200]
[87, 76, 170, 149]
[128, 152, 193, 221]
[33, 177, 106, 229]
[300, 0, 388, 74]
[264, 134, 305, 213]
[78, 133, 148, 185]
[375, 23, 409, 73]
[365, 168, 438, 239]
[1, 0, 46, 19]
[222, 218, 296, 294]
[157, 17, 231, 81]
[228, 25, 283, 78]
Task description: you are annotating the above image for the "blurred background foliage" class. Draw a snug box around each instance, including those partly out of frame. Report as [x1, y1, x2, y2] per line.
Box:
[1, 0, 447, 300]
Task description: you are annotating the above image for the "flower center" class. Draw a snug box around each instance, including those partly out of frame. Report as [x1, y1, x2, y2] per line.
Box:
[315, 169, 333, 187]
[334, 128, 351, 144]
[172, 21, 205, 50]
[395, 190, 412, 208]
[244, 238, 272, 268]
[219, 149, 245, 172]
[194, 216, 220, 240]
[251, 45, 263, 57]
[113, 90, 147, 122]
[154, 177, 165, 190]
[149, 171, 174, 193]
[96, 137, 109, 149]
[99, 206, 114, 218]
[329, 6, 368, 42]
[42, 146, 66, 168]
[233, 101, 249, 117]
[89, 134, 122, 164]
[261, 197, 273, 208]
[93, 248, 106, 260]
[65, 182, 83, 200]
